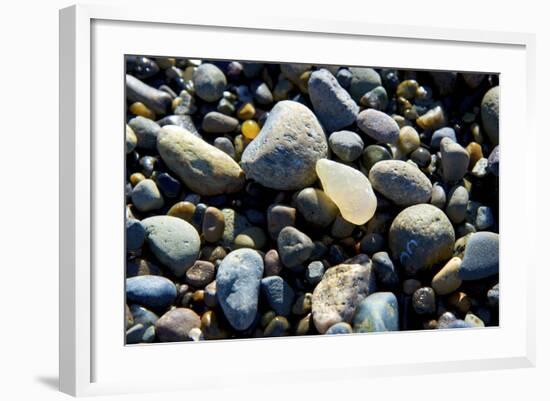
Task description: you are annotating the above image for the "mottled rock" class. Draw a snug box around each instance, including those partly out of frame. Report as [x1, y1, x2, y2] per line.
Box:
[353, 292, 399, 332]
[185, 261, 216, 288]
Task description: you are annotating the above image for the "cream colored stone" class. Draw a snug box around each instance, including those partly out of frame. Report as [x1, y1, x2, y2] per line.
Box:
[431, 257, 463, 295]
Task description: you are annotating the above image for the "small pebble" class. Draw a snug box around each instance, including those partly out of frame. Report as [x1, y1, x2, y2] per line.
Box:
[412, 287, 436, 315]
[328, 130, 364, 162]
[306, 261, 325, 286]
[131, 179, 164, 212]
[277, 226, 314, 268]
[325, 322, 353, 334]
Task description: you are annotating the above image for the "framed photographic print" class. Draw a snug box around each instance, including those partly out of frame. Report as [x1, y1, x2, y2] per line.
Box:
[59, 3, 536, 396]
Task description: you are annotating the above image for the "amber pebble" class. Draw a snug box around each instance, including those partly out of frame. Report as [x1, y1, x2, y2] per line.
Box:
[465, 142, 483, 169]
[396, 79, 419, 100]
[156, 57, 176, 69]
[167, 201, 196, 221]
[298, 70, 312, 93]
[130, 101, 156, 120]
[237, 102, 256, 120]
[264, 316, 290, 337]
[296, 313, 313, 335]
[471, 123, 484, 144]
[201, 310, 230, 340]
[241, 120, 261, 139]
[130, 172, 146, 186]
[234, 134, 246, 161]
[448, 291, 471, 314]
[202, 206, 225, 243]
[192, 290, 205, 303]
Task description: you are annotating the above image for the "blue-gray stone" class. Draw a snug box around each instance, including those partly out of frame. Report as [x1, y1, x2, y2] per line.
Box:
[458, 232, 499, 280]
[481, 86, 499, 145]
[372, 252, 398, 288]
[216, 249, 264, 331]
[131, 179, 164, 212]
[336, 68, 352, 88]
[156, 115, 199, 137]
[487, 145, 499, 176]
[308, 68, 359, 132]
[155, 172, 181, 198]
[129, 305, 159, 327]
[277, 226, 314, 268]
[349, 67, 382, 103]
[360, 86, 388, 111]
[126, 74, 172, 115]
[475, 206, 494, 230]
[357, 109, 400, 144]
[128, 116, 162, 150]
[430, 127, 456, 149]
[261, 276, 295, 316]
[126, 323, 156, 344]
[306, 261, 325, 286]
[353, 292, 399, 332]
[192, 63, 227, 102]
[126, 219, 145, 251]
[126, 275, 177, 312]
[325, 322, 353, 334]
[328, 130, 364, 162]
[487, 283, 499, 307]
[141, 216, 200, 277]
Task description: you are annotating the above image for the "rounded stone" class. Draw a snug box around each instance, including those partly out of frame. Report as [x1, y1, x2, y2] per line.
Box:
[128, 116, 162, 150]
[440, 137, 470, 183]
[466, 142, 483, 169]
[331, 214, 355, 238]
[475, 206, 494, 230]
[312, 262, 376, 333]
[360, 86, 388, 111]
[126, 275, 177, 312]
[202, 207, 225, 243]
[158, 125, 245, 195]
[410, 147, 432, 168]
[295, 187, 339, 228]
[412, 287, 436, 314]
[458, 232, 499, 280]
[353, 292, 399, 332]
[266, 204, 296, 239]
[129, 304, 159, 327]
[155, 308, 201, 342]
[261, 276, 295, 316]
[126, 219, 145, 251]
[240, 101, 328, 190]
[292, 292, 313, 315]
[234, 226, 267, 250]
[487, 283, 499, 307]
[369, 160, 432, 206]
[328, 130, 364, 162]
[487, 145, 499, 176]
[213, 137, 236, 159]
[277, 226, 314, 268]
[357, 109, 400, 144]
[389, 204, 455, 275]
[308, 68, 359, 132]
[141, 216, 201, 276]
[430, 183, 447, 210]
[416, 106, 446, 131]
[361, 144, 392, 172]
[430, 127, 456, 149]
[201, 310, 230, 340]
[131, 179, 164, 212]
[445, 186, 469, 224]
[192, 63, 227, 102]
[360, 233, 386, 255]
[167, 201, 195, 221]
[201, 111, 239, 133]
[316, 159, 377, 225]
[325, 322, 353, 335]
[431, 257, 463, 295]
[397, 126, 420, 155]
[185, 260, 216, 288]
[481, 86, 499, 144]
[264, 249, 283, 277]
[216, 248, 264, 331]
[263, 316, 290, 337]
[306, 261, 325, 286]
[126, 125, 137, 153]
[348, 67, 382, 103]
[372, 251, 398, 288]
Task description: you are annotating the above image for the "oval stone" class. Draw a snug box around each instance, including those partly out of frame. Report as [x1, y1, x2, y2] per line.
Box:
[458, 232, 499, 280]
[126, 275, 177, 312]
[481, 86, 499, 145]
[352, 292, 399, 332]
[356, 109, 400, 144]
[295, 187, 339, 228]
[155, 308, 201, 342]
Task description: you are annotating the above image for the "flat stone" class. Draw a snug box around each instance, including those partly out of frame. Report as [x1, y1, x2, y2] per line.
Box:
[261, 276, 295, 316]
[126, 275, 177, 312]
[357, 109, 400, 144]
[185, 260, 216, 288]
[458, 232, 499, 280]
[353, 292, 399, 332]
[316, 159, 377, 225]
[201, 111, 239, 133]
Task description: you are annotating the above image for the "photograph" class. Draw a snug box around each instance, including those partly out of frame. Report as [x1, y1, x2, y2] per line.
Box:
[124, 56, 500, 344]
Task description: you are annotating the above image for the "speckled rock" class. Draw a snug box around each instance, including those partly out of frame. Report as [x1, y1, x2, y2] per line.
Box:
[126, 275, 177, 312]
[357, 109, 400, 144]
[192, 63, 227, 102]
[131, 179, 164, 212]
[312, 261, 376, 333]
[261, 276, 295, 316]
[458, 232, 499, 280]
[328, 130, 364, 162]
[353, 292, 399, 332]
[240, 101, 328, 190]
[277, 226, 314, 268]
[295, 187, 339, 228]
[308, 68, 359, 132]
[157, 125, 245, 195]
[141, 216, 201, 276]
[155, 308, 201, 342]
[369, 160, 432, 206]
[481, 86, 499, 144]
[389, 204, 455, 275]
[216, 249, 264, 330]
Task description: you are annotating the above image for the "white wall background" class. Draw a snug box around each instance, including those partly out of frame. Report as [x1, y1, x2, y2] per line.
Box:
[0, 0, 547, 399]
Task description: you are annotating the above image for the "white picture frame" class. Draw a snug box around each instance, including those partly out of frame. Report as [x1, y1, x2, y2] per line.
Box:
[59, 3, 536, 397]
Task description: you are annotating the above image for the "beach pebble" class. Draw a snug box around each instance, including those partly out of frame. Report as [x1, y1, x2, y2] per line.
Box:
[292, 293, 313, 315]
[126, 219, 145, 251]
[325, 322, 353, 334]
[234, 226, 267, 250]
[440, 137, 470, 183]
[267, 204, 296, 239]
[126, 125, 137, 153]
[475, 206, 494, 230]
[458, 232, 499, 280]
[241, 100, 328, 190]
[126, 259, 162, 277]
[353, 292, 399, 332]
[131, 179, 164, 212]
[201, 111, 239, 133]
[213, 137, 236, 159]
[431, 257, 462, 295]
[192, 63, 227, 102]
[430, 127, 456, 149]
[430, 183, 447, 210]
[330, 215, 355, 238]
[328, 130, 364, 162]
[308, 68, 359, 132]
[446, 186, 469, 223]
[128, 116, 162, 150]
[349, 67, 382, 102]
[472, 158, 488, 178]
[412, 287, 436, 314]
[466, 142, 483, 169]
[155, 308, 201, 342]
[369, 160, 432, 206]
[312, 261, 376, 333]
[416, 106, 446, 130]
[201, 310, 230, 340]
[336, 68, 352, 88]
[129, 304, 159, 327]
[487, 283, 499, 307]
[487, 145, 499, 176]
[360, 233, 385, 255]
[316, 159, 377, 225]
[465, 312, 485, 327]
[263, 316, 290, 337]
[481, 86, 499, 144]
[389, 204, 455, 275]
[372, 252, 398, 288]
[126, 324, 155, 344]
[295, 187, 339, 228]
[264, 250, 283, 277]
[357, 109, 400, 144]
[126, 275, 177, 312]
[202, 206, 225, 243]
[360, 86, 388, 111]
[185, 261, 216, 288]
[216, 248, 264, 330]
[397, 126, 420, 154]
[126, 74, 172, 115]
[157, 125, 245, 195]
[410, 147, 431, 168]
[261, 276, 295, 316]
[306, 261, 325, 286]
[277, 226, 314, 268]
[141, 216, 201, 276]
[361, 145, 392, 172]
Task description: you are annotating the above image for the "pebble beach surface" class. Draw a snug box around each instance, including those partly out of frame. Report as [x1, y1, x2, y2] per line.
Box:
[125, 56, 499, 343]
